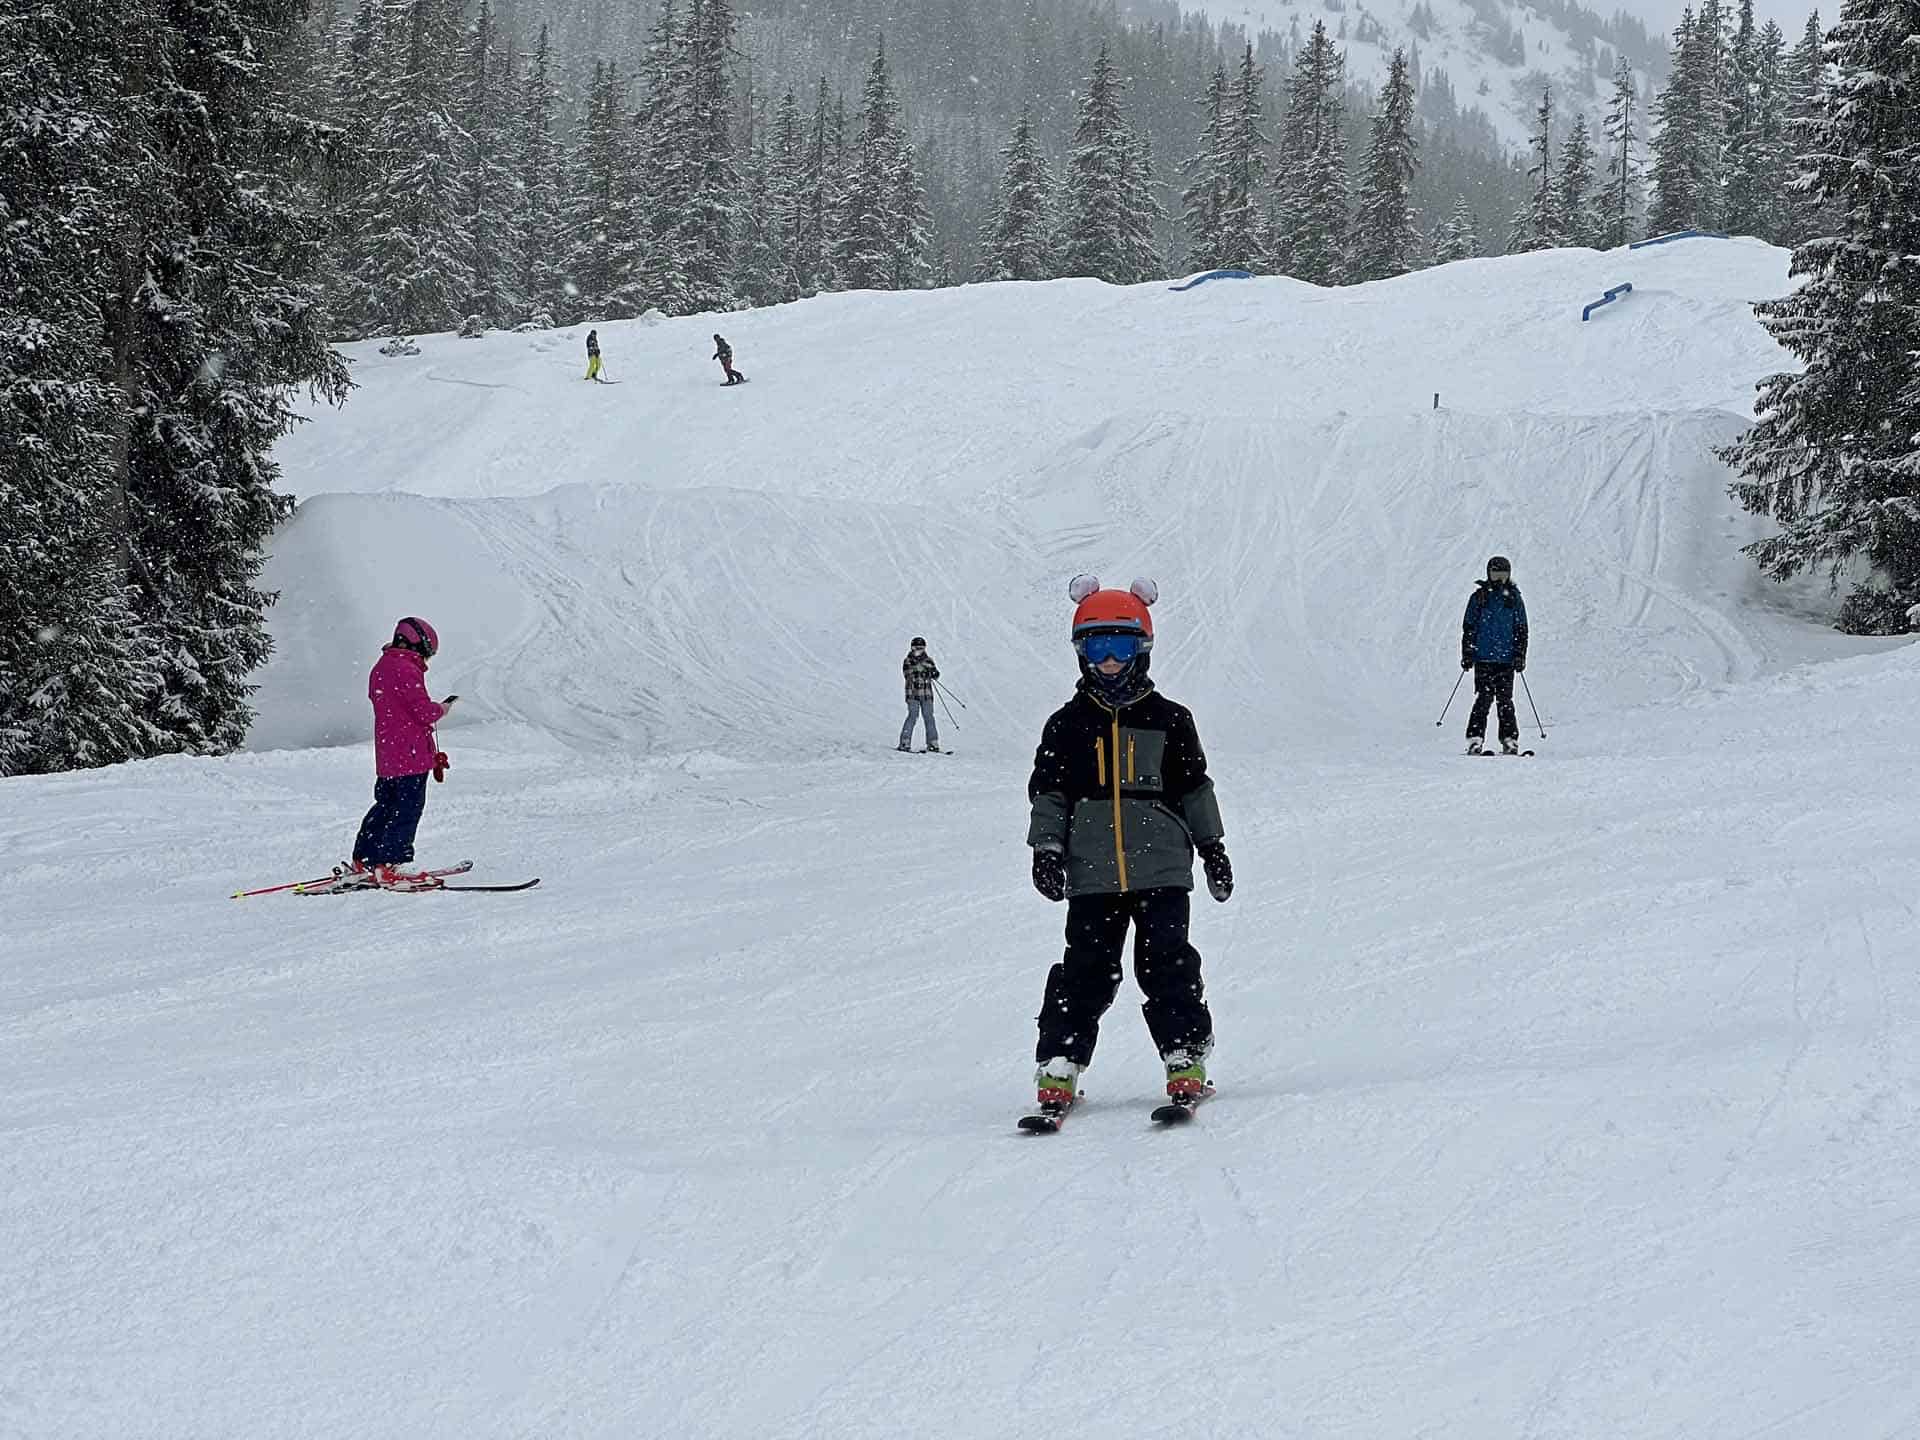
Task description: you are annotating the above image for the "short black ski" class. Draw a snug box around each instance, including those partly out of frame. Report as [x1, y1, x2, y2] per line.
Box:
[1150, 1084, 1216, 1125]
[1017, 1095, 1081, 1134]
[439, 879, 541, 892]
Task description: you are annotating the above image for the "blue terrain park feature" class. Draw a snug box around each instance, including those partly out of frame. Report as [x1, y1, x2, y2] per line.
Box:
[1167, 268, 1254, 292]
[1629, 229, 1730, 249]
[1582, 282, 1634, 321]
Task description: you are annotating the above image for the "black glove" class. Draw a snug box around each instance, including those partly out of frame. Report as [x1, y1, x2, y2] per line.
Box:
[1199, 840, 1233, 903]
[1514, 658, 1526, 673]
[1031, 847, 1066, 902]
[1460, 655, 1473, 670]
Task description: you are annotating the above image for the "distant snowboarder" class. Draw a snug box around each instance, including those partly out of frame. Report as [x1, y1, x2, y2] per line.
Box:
[899, 637, 941, 752]
[713, 333, 744, 385]
[1022, 576, 1233, 1127]
[585, 329, 603, 382]
[307, 618, 458, 892]
[1461, 555, 1528, 755]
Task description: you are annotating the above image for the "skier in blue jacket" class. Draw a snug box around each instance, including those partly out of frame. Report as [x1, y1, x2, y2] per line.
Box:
[1460, 555, 1528, 754]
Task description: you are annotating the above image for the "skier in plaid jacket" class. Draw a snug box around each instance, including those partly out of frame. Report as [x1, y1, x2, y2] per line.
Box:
[899, 638, 941, 752]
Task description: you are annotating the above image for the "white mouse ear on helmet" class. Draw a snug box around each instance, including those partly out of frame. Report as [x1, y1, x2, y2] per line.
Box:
[1129, 578, 1159, 606]
[1067, 574, 1102, 603]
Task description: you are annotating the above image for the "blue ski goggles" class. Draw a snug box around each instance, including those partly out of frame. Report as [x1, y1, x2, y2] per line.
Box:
[1076, 631, 1146, 664]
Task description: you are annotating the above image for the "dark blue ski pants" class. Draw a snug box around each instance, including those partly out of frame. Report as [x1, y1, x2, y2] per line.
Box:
[354, 773, 430, 865]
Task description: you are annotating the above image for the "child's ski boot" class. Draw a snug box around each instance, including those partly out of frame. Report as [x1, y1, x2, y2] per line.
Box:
[297, 860, 380, 894]
[1153, 1049, 1214, 1124]
[1018, 1058, 1083, 1133]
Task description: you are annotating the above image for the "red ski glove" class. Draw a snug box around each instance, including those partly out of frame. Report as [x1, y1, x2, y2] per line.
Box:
[432, 751, 450, 783]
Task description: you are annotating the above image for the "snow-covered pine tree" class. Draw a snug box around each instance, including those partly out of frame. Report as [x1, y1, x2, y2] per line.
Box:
[1179, 65, 1232, 271]
[512, 24, 565, 323]
[1597, 56, 1644, 247]
[59, 0, 351, 758]
[1724, 17, 1791, 241]
[0, 0, 167, 773]
[678, 0, 743, 312]
[1349, 47, 1421, 282]
[1648, 7, 1703, 233]
[1507, 87, 1561, 251]
[1271, 21, 1349, 285]
[792, 77, 843, 296]
[981, 107, 1058, 281]
[360, 0, 477, 335]
[1719, 0, 1920, 634]
[1650, 0, 1734, 233]
[734, 92, 790, 307]
[319, 0, 388, 337]
[1553, 112, 1598, 247]
[1217, 46, 1274, 272]
[1430, 195, 1480, 263]
[559, 61, 632, 320]
[1781, 10, 1839, 245]
[462, 0, 520, 326]
[1059, 43, 1164, 285]
[765, 87, 808, 301]
[632, 0, 696, 315]
[1719, 0, 1760, 232]
[833, 37, 931, 291]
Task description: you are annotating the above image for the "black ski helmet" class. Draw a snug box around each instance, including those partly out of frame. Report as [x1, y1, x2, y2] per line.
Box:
[1487, 555, 1512, 577]
[910, 636, 926, 647]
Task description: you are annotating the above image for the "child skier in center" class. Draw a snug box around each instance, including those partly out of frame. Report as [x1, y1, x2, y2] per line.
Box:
[1025, 576, 1234, 1121]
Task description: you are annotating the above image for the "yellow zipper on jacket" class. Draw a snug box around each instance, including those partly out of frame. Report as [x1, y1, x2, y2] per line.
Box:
[1110, 713, 1129, 892]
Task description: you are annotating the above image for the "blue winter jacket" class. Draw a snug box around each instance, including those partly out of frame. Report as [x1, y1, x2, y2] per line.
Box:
[1462, 581, 1528, 667]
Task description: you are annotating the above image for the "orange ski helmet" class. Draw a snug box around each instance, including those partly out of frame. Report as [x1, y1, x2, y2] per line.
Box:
[1068, 574, 1157, 642]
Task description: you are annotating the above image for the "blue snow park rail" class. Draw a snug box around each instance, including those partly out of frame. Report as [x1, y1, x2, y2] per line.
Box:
[1582, 282, 1634, 321]
[1168, 269, 1254, 292]
[1628, 229, 1730, 249]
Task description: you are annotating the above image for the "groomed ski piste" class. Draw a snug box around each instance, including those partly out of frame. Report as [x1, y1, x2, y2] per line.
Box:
[8, 239, 1920, 1438]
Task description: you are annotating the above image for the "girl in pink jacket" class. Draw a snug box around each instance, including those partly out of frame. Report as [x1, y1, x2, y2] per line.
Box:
[333, 617, 456, 890]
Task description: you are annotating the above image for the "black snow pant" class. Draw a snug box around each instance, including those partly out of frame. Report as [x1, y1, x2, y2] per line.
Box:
[1467, 662, 1519, 744]
[1035, 887, 1212, 1068]
[353, 772, 430, 865]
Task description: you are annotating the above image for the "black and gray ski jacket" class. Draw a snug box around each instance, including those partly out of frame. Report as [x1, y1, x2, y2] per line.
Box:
[1026, 684, 1224, 897]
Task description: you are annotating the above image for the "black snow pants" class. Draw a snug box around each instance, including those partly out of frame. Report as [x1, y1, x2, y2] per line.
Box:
[1035, 887, 1212, 1068]
[1467, 662, 1518, 744]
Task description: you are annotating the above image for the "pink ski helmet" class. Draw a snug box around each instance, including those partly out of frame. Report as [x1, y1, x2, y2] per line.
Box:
[392, 616, 439, 658]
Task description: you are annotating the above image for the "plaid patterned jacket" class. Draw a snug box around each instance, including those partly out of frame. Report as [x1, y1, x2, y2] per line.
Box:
[903, 652, 940, 700]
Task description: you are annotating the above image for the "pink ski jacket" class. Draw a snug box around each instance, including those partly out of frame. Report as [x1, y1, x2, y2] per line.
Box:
[369, 646, 448, 778]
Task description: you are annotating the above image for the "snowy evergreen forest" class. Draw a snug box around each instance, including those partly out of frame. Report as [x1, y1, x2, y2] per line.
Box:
[3, 0, 1918, 776]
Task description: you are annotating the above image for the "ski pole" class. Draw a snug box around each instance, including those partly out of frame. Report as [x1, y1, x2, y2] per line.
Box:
[1435, 668, 1468, 726]
[232, 873, 333, 900]
[933, 678, 968, 709]
[933, 685, 958, 732]
[1519, 671, 1547, 738]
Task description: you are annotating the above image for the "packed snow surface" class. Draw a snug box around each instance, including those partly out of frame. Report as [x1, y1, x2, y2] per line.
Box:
[7, 239, 1919, 1439]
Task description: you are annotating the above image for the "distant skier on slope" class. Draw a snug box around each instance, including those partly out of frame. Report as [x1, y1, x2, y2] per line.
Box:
[308, 618, 458, 892]
[899, 637, 941, 752]
[1022, 576, 1233, 1126]
[1460, 555, 1528, 755]
[585, 329, 602, 382]
[712, 333, 745, 385]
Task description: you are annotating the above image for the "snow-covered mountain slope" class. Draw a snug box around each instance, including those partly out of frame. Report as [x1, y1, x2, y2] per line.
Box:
[10, 240, 1920, 1440]
[1190, 0, 1660, 149]
[263, 237, 1831, 761]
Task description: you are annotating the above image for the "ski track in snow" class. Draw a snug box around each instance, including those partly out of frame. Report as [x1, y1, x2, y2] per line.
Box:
[8, 243, 1920, 1439]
